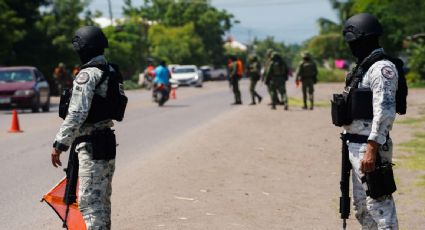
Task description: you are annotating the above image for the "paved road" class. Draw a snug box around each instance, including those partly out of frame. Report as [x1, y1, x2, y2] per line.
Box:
[0, 79, 285, 229]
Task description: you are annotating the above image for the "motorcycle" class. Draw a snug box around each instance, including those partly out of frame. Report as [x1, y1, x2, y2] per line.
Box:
[152, 83, 170, 106]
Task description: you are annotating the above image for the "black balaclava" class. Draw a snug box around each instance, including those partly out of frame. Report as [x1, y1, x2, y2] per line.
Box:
[348, 36, 380, 63]
[77, 47, 104, 64]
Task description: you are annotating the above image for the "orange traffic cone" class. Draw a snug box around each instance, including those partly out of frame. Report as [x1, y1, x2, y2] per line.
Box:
[171, 87, 176, 100]
[8, 109, 23, 133]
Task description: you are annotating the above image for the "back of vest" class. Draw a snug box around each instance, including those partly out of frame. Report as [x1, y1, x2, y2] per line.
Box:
[59, 63, 128, 123]
[300, 61, 316, 79]
[85, 63, 127, 123]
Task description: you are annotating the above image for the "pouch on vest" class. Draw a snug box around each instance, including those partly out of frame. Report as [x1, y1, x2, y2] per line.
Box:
[59, 88, 72, 120]
[350, 88, 373, 120]
[331, 93, 350, 127]
[91, 129, 116, 160]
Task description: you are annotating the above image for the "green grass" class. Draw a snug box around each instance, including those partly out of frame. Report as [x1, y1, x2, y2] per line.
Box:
[400, 132, 425, 171]
[418, 175, 425, 187]
[399, 117, 425, 187]
[408, 81, 425, 88]
[396, 116, 425, 125]
[288, 97, 330, 108]
[317, 67, 346, 83]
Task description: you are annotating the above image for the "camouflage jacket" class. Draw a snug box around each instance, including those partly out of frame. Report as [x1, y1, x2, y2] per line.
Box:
[344, 49, 398, 145]
[54, 55, 114, 151]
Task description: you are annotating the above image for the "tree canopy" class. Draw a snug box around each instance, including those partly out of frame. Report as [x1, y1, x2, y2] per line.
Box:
[305, 0, 425, 82]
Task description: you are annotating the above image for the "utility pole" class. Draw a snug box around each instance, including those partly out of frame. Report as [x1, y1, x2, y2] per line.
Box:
[107, 0, 113, 26]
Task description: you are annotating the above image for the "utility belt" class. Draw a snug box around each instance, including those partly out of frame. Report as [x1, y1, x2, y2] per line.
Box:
[75, 128, 117, 160]
[342, 133, 397, 199]
[344, 133, 369, 143]
[331, 87, 373, 127]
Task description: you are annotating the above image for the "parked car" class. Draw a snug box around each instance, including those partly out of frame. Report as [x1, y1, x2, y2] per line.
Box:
[169, 65, 203, 87]
[0, 66, 50, 112]
[200, 65, 227, 81]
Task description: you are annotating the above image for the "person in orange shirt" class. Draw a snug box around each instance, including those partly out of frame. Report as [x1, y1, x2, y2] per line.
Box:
[228, 55, 242, 105]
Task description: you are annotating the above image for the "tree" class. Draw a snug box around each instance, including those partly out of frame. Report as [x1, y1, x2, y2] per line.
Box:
[0, 0, 48, 65]
[138, 0, 233, 66]
[148, 23, 205, 66]
[350, 0, 425, 55]
[103, 16, 149, 79]
[0, 2, 25, 63]
[252, 37, 298, 67]
[306, 33, 350, 62]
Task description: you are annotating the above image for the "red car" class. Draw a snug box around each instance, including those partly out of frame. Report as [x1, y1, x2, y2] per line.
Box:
[0, 66, 50, 112]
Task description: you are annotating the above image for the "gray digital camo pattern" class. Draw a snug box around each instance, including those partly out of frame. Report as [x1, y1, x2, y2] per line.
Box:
[344, 49, 399, 229]
[54, 55, 115, 230]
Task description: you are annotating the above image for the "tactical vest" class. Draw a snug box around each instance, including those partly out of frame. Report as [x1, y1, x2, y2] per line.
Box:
[331, 52, 408, 127]
[271, 62, 287, 80]
[59, 63, 128, 124]
[300, 61, 316, 80]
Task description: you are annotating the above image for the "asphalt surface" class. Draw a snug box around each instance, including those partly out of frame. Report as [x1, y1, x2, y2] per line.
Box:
[0, 79, 275, 229]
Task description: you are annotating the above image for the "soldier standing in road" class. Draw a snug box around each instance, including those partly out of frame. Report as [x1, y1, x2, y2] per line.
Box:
[295, 52, 318, 110]
[338, 13, 403, 229]
[247, 55, 262, 105]
[51, 26, 126, 230]
[228, 55, 242, 105]
[264, 52, 289, 110]
[262, 48, 276, 105]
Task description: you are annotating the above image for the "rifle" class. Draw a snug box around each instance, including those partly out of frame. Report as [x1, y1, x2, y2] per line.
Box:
[339, 134, 351, 230]
[63, 143, 79, 228]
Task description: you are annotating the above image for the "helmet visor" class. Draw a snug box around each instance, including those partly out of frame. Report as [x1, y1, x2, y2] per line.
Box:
[343, 26, 364, 42]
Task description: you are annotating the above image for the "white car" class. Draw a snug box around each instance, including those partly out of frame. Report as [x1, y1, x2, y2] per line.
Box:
[170, 65, 203, 87]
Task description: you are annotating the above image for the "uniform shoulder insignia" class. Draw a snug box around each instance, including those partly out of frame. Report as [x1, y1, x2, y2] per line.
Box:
[76, 72, 90, 84]
[381, 66, 395, 79]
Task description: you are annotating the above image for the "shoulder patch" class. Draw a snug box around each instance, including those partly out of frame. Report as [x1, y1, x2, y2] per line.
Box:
[76, 72, 89, 84]
[381, 66, 395, 79]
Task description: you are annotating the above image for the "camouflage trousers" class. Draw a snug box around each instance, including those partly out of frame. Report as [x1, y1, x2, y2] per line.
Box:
[270, 81, 288, 106]
[301, 80, 314, 108]
[249, 79, 261, 103]
[77, 141, 115, 230]
[348, 140, 399, 229]
[231, 77, 242, 103]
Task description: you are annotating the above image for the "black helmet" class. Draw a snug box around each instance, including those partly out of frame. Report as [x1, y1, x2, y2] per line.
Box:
[343, 13, 383, 42]
[72, 26, 108, 52]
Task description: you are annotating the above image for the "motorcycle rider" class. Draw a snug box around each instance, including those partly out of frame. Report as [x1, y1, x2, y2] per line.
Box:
[153, 60, 171, 105]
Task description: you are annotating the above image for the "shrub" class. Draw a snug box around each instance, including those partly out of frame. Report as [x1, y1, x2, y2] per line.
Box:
[123, 80, 141, 90]
[317, 67, 346, 82]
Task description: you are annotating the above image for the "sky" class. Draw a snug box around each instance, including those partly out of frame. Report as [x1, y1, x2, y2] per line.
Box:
[88, 0, 339, 44]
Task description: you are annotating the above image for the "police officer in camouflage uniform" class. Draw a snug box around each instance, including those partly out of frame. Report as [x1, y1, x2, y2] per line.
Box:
[51, 26, 119, 230]
[247, 55, 262, 105]
[295, 52, 317, 110]
[264, 52, 289, 110]
[343, 13, 399, 229]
